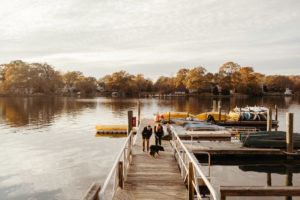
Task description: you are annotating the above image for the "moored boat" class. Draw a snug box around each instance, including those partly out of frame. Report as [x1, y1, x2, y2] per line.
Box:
[239, 131, 300, 148]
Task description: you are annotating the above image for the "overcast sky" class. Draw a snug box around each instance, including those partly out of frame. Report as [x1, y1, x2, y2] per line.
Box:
[0, 0, 299, 80]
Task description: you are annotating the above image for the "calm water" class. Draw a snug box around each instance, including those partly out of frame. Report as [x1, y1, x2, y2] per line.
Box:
[0, 96, 300, 200]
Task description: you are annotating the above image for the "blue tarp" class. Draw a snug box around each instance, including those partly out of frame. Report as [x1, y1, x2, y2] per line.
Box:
[184, 124, 223, 129]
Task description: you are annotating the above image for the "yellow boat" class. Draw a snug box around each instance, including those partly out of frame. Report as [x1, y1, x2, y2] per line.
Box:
[228, 111, 241, 122]
[94, 133, 128, 138]
[195, 112, 232, 121]
[95, 125, 137, 132]
[160, 112, 196, 121]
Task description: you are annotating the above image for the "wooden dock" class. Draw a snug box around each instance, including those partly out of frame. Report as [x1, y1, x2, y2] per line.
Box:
[118, 119, 187, 200]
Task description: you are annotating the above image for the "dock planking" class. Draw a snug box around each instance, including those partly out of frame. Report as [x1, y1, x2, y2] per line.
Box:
[120, 119, 187, 200]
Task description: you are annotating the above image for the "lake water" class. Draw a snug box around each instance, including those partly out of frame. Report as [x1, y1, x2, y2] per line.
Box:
[0, 96, 300, 200]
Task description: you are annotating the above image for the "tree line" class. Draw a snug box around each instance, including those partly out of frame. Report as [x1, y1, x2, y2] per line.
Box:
[0, 60, 299, 96]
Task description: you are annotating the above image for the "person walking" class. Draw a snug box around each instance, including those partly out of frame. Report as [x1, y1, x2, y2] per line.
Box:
[142, 125, 152, 152]
[154, 123, 163, 146]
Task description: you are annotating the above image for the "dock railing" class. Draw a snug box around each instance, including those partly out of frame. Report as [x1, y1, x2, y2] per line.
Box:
[97, 130, 136, 200]
[170, 125, 220, 200]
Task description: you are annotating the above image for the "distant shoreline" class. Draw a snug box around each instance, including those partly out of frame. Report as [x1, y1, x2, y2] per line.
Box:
[0, 92, 298, 98]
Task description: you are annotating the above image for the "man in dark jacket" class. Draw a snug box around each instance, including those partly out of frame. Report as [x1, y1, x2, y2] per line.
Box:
[142, 125, 152, 152]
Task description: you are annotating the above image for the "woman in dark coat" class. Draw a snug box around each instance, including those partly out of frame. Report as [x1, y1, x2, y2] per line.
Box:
[142, 125, 152, 152]
[154, 123, 163, 146]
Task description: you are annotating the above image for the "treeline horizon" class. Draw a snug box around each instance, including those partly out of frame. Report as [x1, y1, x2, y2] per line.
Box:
[0, 60, 300, 96]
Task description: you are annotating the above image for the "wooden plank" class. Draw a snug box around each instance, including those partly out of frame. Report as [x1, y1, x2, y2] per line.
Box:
[220, 186, 300, 199]
[193, 148, 284, 155]
[217, 120, 278, 126]
[81, 182, 101, 200]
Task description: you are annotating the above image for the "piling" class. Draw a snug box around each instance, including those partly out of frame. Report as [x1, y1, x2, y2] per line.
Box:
[127, 111, 133, 135]
[213, 100, 217, 112]
[188, 162, 195, 200]
[275, 105, 278, 121]
[286, 113, 294, 153]
[118, 161, 124, 189]
[267, 108, 272, 131]
[267, 173, 272, 186]
[138, 101, 141, 126]
[218, 101, 222, 121]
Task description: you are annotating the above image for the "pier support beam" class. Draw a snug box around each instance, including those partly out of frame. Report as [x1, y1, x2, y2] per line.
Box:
[118, 161, 124, 189]
[128, 110, 133, 135]
[188, 162, 195, 200]
[138, 101, 141, 126]
[267, 108, 272, 131]
[275, 105, 278, 121]
[267, 173, 272, 186]
[286, 113, 294, 154]
[218, 101, 222, 121]
[213, 100, 217, 112]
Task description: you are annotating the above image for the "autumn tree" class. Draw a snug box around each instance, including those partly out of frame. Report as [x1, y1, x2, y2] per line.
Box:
[185, 67, 208, 92]
[154, 76, 175, 93]
[30, 63, 63, 93]
[1, 60, 33, 93]
[264, 75, 294, 92]
[218, 62, 241, 91]
[76, 76, 98, 95]
[237, 67, 261, 95]
[63, 71, 83, 87]
[175, 68, 189, 90]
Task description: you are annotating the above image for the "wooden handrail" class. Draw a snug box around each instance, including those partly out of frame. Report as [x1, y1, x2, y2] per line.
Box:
[81, 182, 101, 200]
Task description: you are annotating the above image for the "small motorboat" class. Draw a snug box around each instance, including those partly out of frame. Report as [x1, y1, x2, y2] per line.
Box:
[239, 131, 300, 148]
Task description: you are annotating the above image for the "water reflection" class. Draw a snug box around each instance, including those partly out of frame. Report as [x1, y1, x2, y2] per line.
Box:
[0, 97, 96, 127]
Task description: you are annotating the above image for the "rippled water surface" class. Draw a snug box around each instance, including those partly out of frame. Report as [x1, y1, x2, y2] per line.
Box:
[0, 96, 300, 200]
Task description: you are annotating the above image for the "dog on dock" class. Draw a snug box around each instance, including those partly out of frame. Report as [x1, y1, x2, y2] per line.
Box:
[149, 145, 164, 158]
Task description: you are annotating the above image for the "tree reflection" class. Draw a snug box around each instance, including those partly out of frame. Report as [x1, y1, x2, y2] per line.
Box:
[0, 97, 96, 127]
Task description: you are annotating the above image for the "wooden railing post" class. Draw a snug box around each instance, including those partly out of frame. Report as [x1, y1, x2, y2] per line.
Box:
[188, 162, 195, 200]
[118, 161, 124, 189]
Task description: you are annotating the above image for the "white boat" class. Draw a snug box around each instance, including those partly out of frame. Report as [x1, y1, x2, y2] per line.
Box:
[284, 88, 293, 96]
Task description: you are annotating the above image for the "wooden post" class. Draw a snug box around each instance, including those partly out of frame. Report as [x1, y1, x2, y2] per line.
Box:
[81, 182, 101, 200]
[188, 162, 195, 200]
[275, 105, 278, 121]
[218, 100, 222, 111]
[285, 168, 293, 200]
[218, 100, 222, 122]
[267, 173, 272, 186]
[129, 134, 132, 157]
[213, 100, 217, 112]
[128, 110, 133, 135]
[138, 101, 141, 126]
[118, 161, 124, 189]
[286, 113, 294, 153]
[182, 151, 186, 177]
[267, 108, 272, 131]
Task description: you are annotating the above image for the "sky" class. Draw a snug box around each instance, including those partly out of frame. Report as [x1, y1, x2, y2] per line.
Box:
[0, 0, 300, 80]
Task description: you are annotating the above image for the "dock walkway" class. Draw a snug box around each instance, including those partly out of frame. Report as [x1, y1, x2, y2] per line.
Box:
[122, 119, 187, 200]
